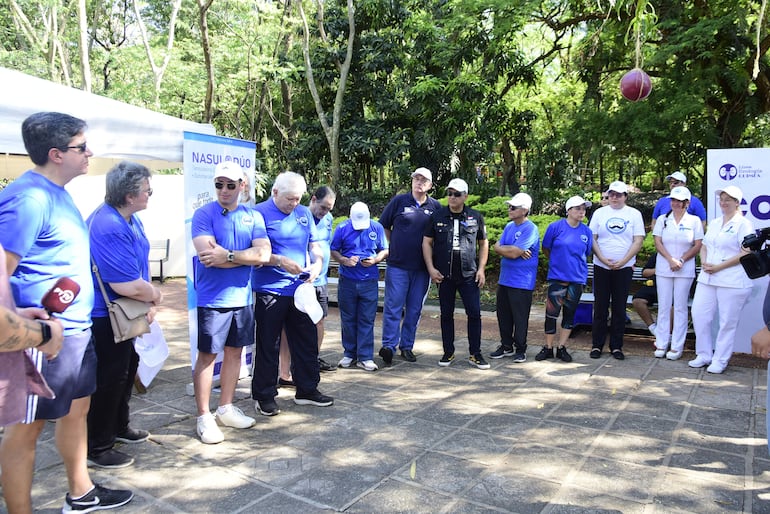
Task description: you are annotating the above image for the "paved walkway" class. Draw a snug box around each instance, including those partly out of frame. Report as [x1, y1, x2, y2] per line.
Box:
[7, 279, 770, 513]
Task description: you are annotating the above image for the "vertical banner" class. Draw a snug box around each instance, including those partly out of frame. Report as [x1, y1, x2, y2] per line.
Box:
[183, 132, 257, 386]
[706, 149, 770, 353]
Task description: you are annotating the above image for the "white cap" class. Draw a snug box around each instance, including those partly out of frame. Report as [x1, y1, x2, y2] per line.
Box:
[716, 185, 743, 203]
[506, 192, 532, 211]
[669, 186, 691, 201]
[666, 171, 687, 183]
[446, 178, 468, 193]
[214, 161, 243, 182]
[565, 196, 591, 211]
[294, 283, 323, 324]
[411, 167, 433, 182]
[350, 202, 371, 230]
[606, 181, 628, 194]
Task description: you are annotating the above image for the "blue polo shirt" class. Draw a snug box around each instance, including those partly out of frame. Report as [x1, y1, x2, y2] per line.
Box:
[379, 192, 441, 271]
[192, 201, 267, 308]
[330, 219, 389, 281]
[252, 198, 320, 296]
[313, 212, 333, 287]
[652, 195, 707, 221]
[88, 204, 150, 317]
[498, 219, 539, 290]
[542, 218, 592, 284]
[0, 171, 94, 334]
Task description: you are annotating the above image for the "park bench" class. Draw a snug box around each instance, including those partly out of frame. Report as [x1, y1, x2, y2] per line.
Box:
[148, 239, 170, 283]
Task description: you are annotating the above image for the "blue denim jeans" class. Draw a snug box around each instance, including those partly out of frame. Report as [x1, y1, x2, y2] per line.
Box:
[438, 276, 482, 356]
[382, 265, 431, 351]
[338, 277, 379, 361]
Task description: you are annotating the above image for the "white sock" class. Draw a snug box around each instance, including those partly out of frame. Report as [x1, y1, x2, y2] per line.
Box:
[216, 404, 231, 415]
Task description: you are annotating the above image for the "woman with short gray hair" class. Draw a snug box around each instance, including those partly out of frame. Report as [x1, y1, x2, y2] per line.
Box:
[86, 161, 162, 468]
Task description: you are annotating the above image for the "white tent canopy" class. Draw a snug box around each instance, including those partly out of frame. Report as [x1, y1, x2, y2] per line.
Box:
[0, 67, 215, 162]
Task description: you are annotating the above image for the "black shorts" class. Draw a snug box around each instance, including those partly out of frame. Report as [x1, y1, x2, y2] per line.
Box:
[632, 285, 657, 305]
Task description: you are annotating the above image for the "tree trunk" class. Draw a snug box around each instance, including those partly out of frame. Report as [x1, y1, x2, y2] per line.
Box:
[198, 0, 215, 123]
[77, 0, 90, 91]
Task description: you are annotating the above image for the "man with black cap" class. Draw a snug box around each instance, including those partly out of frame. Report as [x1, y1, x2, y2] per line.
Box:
[652, 171, 707, 226]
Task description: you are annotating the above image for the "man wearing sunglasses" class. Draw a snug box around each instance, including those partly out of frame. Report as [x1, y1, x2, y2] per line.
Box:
[423, 178, 489, 369]
[191, 161, 271, 444]
[651, 171, 707, 228]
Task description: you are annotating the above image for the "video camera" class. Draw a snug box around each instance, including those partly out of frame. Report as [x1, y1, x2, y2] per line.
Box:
[740, 227, 770, 279]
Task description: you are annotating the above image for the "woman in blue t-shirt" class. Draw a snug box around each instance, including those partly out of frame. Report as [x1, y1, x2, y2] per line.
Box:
[536, 196, 593, 363]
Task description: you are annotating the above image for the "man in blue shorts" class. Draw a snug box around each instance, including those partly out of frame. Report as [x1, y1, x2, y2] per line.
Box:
[192, 161, 271, 444]
[0, 112, 133, 512]
[379, 167, 441, 364]
[251, 172, 334, 416]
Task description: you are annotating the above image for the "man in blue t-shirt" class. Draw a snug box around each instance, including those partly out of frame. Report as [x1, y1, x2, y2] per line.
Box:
[251, 172, 334, 416]
[491, 192, 540, 363]
[0, 112, 133, 512]
[652, 172, 707, 226]
[378, 167, 441, 364]
[191, 161, 271, 444]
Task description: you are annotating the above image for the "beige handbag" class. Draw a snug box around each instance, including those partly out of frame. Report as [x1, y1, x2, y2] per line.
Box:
[92, 260, 151, 343]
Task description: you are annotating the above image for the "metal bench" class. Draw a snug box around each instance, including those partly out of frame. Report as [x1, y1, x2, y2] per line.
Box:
[148, 239, 170, 283]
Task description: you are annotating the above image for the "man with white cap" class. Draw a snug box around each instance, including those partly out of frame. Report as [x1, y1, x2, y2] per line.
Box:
[423, 178, 489, 369]
[191, 161, 272, 444]
[330, 202, 389, 371]
[378, 167, 442, 364]
[588, 180, 645, 360]
[490, 192, 539, 363]
[652, 171, 707, 225]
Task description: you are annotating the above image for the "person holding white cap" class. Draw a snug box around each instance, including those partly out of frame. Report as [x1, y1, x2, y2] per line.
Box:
[378, 167, 441, 364]
[423, 178, 489, 369]
[535, 196, 593, 363]
[490, 192, 539, 363]
[651, 186, 703, 360]
[191, 160, 272, 444]
[330, 202, 389, 371]
[689, 185, 754, 373]
[588, 180, 645, 360]
[652, 171, 707, 226]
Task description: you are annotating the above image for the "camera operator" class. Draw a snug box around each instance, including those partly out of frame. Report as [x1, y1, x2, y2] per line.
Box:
[751, 284, 770, 456]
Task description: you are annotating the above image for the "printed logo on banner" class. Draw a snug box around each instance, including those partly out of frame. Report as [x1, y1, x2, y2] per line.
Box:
[718, 163, 738, 181]
[719, 162, 764, 181]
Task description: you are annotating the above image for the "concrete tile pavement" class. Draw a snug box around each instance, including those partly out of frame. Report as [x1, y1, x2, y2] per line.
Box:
[5, 278, 770, 513]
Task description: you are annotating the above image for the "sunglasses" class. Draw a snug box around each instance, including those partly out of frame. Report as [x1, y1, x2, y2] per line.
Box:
[215, 181, 238, 190]
[508, 205, 521, 211]
[142, 188, 153, 197]
[446, 191, 464, 198]
[60, 142, 88, 153]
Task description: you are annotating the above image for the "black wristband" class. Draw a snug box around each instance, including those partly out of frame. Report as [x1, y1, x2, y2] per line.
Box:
[36, 321, 52, 347]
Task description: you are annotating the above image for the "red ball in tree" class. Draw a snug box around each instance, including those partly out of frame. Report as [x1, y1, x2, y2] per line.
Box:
[620, 68, 652, 101]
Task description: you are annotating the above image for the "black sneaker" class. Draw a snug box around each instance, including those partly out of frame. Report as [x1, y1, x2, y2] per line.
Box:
[438, 353, 455, 367]
[590, 348, 602, 359]
[612, 350, 625, 360]
[256, 399, 281, 416]
[379, 346, 393, 365]
[115, 427, 149, 444]
[556, 346, 573, 363]
[512, 352, 527, 363]
[87, 449, 134, 469]
[277, 377, 295, 388]
[63, 483, 134, 513]
[294, 390, 334, 407]
[469, 353, 491, 369]
[400, 349, 417, 362]
[535, 347, 554, 361]
[318, 358, 337, 372]
[489, 345, 514, 359]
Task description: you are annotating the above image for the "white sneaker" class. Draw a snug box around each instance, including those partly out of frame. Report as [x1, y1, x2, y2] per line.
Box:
[688, 355, 711, 368]
[648, 323, 657, 335]
[216, 404, 256, 429]
[666, 350, 682, 360]
[356, 360, 378, 371]
[338, 357, 354, 368]
[654, 348, 666, 358]
[196, 413, 224, 444]
[706, 362, 725, 374]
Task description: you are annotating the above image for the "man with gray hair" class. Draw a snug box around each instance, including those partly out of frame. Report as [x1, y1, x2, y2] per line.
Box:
[251, 172, 333, 416]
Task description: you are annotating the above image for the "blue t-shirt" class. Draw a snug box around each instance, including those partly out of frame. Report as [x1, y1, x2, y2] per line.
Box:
[191, 201, 267, 308]
[542, 219, 592, 284]
[0, 171, 94, 334]
[652, 195, 707, 221]
[251, 198, 320, 296]
[498, 219, 539, 290]
[330, 220, 389, 281]
[379, 193, 441, 271]
[313, 212, 333, 287]
[88, 204, 150, 317]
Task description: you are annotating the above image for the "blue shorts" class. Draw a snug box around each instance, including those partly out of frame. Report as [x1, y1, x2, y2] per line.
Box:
[197, 306, 254, 354]
[28, 329, 97, 422]
[316, 285, 329, 318]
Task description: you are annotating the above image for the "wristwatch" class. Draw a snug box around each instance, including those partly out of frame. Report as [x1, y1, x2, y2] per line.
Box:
[36, 321, 52, 347]
[227, 250, 235, 263]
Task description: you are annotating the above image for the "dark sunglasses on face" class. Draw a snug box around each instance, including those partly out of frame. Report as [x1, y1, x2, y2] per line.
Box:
[215, 181, 238, 190]
[508, 205, 520, 211]
[60, 142, 88, 153]
[446, 191, 464, 198]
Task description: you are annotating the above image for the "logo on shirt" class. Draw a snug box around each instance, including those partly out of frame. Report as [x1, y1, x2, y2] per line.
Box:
[241, 216, 254, 226]
[580, 234, 589, 244]
[368, 231, 378, 240]
[297, 215, 309, 226]
[605, 217, 628, 234]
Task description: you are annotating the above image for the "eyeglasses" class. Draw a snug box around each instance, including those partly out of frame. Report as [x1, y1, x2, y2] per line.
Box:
[142, 188, 153, 197]
[601, 195, 609, 200]
[215, 181, 238, 190]
[60, 142, 88, 153]
[607, 191, 625, 198]
[508, 205, 521, 211]
[446, 191, 464, 198]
